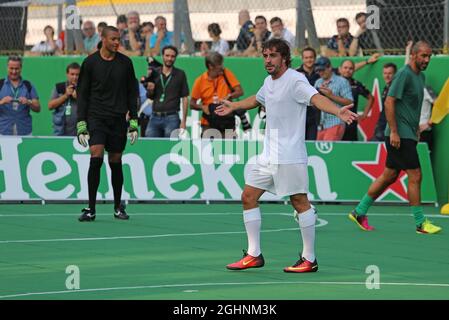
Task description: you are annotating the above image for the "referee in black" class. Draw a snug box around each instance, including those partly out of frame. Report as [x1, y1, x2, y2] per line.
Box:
[76, 26, 139, 222]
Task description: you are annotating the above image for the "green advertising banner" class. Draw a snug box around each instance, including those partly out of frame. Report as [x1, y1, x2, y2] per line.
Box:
[0, 137, 437, 203]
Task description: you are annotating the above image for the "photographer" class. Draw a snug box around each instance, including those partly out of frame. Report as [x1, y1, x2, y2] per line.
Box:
[0, 55, 40, 136]
[144, 45, 189, 138]
[48, 62, 80, 136]
[190, 52, 250, 139]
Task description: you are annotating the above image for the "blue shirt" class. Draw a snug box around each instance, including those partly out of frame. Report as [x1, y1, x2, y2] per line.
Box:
[83, 33, 100, 53]
[0, 78, 39, 135]
[315, 73, 353, 129]
[149, 31, 175, 54]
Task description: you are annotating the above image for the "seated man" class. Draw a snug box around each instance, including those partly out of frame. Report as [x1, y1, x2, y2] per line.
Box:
[233, 9, 255, 54]
[326, 18, 355, 57]
[150, 16, 176, 56]
[30, 25, 63, 56]
[269, 17, 295, 50]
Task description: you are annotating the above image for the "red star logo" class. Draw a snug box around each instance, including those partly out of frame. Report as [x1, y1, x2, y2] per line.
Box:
[358, 79, 382, 141]
[352, 144, 409, 201]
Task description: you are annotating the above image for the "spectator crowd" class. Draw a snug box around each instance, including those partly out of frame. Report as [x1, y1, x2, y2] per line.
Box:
[0, 9, 436, 148]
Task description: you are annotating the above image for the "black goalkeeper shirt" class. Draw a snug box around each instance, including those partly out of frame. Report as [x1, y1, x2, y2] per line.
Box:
[77, 51, 138, 121]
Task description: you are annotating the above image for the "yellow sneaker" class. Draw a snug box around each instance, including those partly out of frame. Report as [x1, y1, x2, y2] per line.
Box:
[416, 220, 442, 234]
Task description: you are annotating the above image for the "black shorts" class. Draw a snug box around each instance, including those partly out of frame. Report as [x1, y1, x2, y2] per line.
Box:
[385, 137, 420, 170]
[88, 115, 127, 153]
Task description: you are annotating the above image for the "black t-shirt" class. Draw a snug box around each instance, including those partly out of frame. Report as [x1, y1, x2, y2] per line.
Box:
[358, 30, 378, 55]
[348, 78, 370, 114]
[296, 64, 320, 87]
[77, 51, 138, 121]
[334, 69, 370, 114]
[149, 67, 189, 113]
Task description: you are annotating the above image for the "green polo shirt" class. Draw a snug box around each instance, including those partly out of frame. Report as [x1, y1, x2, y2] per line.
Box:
[385, 64, 425, 141]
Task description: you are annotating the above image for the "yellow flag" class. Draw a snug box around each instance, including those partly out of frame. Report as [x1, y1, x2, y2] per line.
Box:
[431, 77, 449, 124]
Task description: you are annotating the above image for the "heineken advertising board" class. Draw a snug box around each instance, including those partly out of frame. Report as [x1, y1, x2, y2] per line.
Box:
[0, 137, 436, 203]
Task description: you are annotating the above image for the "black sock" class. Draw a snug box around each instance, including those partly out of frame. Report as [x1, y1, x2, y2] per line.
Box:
[109, 161, 123, 210]
[87, 157, 103, 213]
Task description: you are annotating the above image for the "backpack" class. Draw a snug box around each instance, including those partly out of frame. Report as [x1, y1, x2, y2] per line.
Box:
[52, 82, 67, 136]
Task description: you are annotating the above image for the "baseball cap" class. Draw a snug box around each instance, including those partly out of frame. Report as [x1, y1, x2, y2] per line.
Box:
[314, 56, 331, 71]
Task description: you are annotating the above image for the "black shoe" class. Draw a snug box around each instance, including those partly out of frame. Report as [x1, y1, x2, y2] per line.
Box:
[114, 205, 129, 220]
[79, 208, 96, 222]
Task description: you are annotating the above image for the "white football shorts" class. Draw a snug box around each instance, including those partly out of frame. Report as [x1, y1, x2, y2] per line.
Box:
[245, 162, 309, 197]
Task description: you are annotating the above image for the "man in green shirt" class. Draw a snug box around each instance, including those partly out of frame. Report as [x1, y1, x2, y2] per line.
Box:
[349, 41, 441, 234]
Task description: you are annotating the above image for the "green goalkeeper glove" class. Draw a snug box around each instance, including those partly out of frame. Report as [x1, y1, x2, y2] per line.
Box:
[128, 119, 138, 145]
[76, 121, 90, 147]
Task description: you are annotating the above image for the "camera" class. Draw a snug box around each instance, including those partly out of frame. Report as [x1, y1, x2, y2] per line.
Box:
[235, 109, 252, 131]
[140, 56, 162, 86]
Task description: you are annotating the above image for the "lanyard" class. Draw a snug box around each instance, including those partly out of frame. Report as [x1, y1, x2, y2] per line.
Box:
[9, 84, 20, 100]
[159, 73, 172, 102]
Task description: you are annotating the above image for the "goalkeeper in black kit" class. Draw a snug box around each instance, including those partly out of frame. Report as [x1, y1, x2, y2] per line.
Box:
[76, 26, 139, 222]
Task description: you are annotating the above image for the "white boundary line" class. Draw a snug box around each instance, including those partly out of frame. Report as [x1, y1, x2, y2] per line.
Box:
[1, 280, 449, 299]
[0, 212, 448, 218]
[0, 218, 327, 244]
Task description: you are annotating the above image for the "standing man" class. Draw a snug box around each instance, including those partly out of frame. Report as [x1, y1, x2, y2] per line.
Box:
[314, 57, 353, 141]
[337, 60, 374, 141]
[216, 39, 357, 272]
[48, 62, 80, 136]
[296, 47, 320, 140]
[76, 26, 139, 222]
[190, 52, 244, 139]
[0, 55, 40, 135]
[145, 45, 189, 138]
[372, 63, 397, 141]
[349, 41, 441, 234]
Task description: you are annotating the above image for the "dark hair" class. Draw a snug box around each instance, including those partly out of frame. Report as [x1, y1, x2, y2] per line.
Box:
[355, 12, 366, 21]
[336, 18, 350, 26]
[341, 59, 355, 68]
[97, 21, 107, 28]
[7, 55, 22, 66]
[101, 25, 119, 38]
[270, 17, 283, 25]
[155, 16, 166, 23]
[142, 21, 154, 29]
[383, 62, 397, 73]
[44, 25, 55, 35]
[66, 62, 81, 73]
[301, 47, 316, 58]
[116, 14, 127, 25]
[207, 23, 222, 37]
[205, 51, 224, 69]
[262, 38, 291, 67]
[162, 45, 178, 56]
[255, 15, 267, 23]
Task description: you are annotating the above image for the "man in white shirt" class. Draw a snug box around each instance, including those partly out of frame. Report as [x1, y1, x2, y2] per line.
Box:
[269, 17, 295, 50]
[216, 38, 356, 273]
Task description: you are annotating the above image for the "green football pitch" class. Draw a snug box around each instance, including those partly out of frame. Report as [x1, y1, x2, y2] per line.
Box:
[1, 203, 448, 300]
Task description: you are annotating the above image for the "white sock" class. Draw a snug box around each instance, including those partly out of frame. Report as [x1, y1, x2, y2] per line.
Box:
[243, 207, 262, 257]
[296, 207, 316, 262]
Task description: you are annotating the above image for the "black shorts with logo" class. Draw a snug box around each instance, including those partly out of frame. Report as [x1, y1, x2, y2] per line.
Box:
[88, 115, 127, 153]
[385, 137, 420, 170]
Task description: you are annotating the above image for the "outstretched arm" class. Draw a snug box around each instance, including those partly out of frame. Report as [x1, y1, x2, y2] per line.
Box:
[215, 95, 260, 116]
[311, 93, 357, 125]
